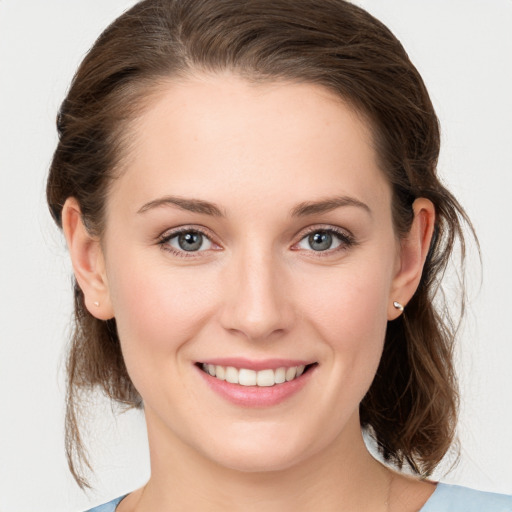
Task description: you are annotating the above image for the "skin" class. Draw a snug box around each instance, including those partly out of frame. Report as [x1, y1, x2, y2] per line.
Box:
[63, 74, 436, 511]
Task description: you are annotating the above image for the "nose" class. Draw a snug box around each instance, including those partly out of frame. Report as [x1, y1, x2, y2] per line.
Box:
[219, 246, 295, 342]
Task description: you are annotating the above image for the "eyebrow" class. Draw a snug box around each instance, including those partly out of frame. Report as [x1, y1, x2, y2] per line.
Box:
[137, 194, 371, 218]
[290, 196, 372, 217]
[137, 196, 225, 217]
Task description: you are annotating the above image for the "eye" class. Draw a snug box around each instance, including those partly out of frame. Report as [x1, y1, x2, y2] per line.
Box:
[295, 228, 353, 253]
[161, 229, 214, 254]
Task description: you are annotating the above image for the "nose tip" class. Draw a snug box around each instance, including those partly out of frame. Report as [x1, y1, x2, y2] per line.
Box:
[219, 256, 294, 342]
[226, 316, 285, 342]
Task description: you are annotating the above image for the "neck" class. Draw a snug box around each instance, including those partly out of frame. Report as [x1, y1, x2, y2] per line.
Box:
[132, 409, 392, 512]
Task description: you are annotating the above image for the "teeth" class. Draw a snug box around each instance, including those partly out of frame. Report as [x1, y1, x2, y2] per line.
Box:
[215, 365, 225, 381]
[201, 363, 310, 386]
[275, 367, 286, 384]
[285, 366, 297, 381]
[256, 369, 275, 387]
[239, 369, 257, 386]
[225, 366, 238, 384]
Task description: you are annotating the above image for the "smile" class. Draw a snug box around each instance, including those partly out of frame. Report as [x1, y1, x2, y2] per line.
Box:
[196, 359, 318, 407]
[200, 363, 313, 387]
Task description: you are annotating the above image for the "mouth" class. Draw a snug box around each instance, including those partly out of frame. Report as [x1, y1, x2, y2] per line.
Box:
[197, 362, 318, 387]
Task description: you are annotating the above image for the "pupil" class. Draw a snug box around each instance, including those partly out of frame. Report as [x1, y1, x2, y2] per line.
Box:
[178, 232, 203, 251]
[309, 231, 332, 251]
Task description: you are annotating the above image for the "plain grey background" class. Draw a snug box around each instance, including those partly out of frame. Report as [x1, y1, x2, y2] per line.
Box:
[0, 1, 511, 510]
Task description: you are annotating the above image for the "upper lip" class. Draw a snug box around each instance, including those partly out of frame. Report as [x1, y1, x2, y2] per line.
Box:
[197, 358, 315, 371]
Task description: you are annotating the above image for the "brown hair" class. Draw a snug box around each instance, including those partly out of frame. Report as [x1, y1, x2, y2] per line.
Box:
[47, 0, 472, 488]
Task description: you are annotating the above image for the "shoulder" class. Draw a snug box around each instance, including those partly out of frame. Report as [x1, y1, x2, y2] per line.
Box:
[421, 483, 512, 512]
[84, 495, 126, 512]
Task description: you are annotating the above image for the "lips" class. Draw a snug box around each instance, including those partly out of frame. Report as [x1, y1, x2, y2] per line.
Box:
[196, 359, 317, 407]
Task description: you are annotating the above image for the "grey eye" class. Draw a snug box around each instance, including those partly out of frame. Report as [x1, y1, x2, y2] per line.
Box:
[297, 230, 343, 252]
[169, 231, 212, 252]
[308, 231, 333, 251]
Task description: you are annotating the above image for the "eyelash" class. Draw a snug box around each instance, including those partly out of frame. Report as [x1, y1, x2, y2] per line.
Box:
[157, 225, 356, 258]
[292, 226, 356, 257]
[158, 226, 217, 258]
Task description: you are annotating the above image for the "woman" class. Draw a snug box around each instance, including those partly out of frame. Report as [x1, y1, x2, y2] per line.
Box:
[46, 0, 512, 510]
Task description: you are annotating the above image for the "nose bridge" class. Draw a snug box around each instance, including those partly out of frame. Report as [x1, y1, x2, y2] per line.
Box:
[221, 239, 293, 340]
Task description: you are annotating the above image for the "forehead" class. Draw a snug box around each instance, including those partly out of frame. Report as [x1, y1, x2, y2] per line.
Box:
[109, 73, 390, 216]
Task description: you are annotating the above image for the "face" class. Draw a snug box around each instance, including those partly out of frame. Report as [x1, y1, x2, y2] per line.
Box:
[99, 74, 403, 472]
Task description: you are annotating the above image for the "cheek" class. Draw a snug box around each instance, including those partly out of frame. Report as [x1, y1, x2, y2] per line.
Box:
[297, 255, 393, 375]
[305, 261, 391, 330]
[106, 256, 218, 377]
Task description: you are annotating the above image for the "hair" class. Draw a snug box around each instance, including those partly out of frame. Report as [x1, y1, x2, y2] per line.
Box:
[47, 0, 473, 489]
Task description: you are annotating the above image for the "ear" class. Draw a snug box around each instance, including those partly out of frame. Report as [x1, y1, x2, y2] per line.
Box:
[388, 198, 435, 320]
[62, 197, 114, 320]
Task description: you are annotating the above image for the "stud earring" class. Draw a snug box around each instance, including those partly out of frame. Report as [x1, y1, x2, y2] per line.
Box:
[393, 301, 404, 312]
[93, 301, 100, 307]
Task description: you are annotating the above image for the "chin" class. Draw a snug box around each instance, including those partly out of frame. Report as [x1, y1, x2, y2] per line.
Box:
[211, 447, 306, 474]
[196, 426, 318, 474]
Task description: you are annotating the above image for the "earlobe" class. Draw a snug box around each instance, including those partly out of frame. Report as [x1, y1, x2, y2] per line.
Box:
[388, 198, 435, 320]
[61, 198, 114, 320]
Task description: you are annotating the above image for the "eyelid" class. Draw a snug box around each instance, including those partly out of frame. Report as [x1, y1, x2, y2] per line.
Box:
[291, 225, 356, 253]
[158, 224, 214, 241]
[157, 225, 222, 256]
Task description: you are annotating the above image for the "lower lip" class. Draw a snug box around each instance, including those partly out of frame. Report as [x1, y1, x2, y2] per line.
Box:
[196, 365, 316, 407]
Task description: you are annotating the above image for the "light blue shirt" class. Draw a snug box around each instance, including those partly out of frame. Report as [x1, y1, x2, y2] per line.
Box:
[420, 483, 512, 511]
[85, 483, 512, 511]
